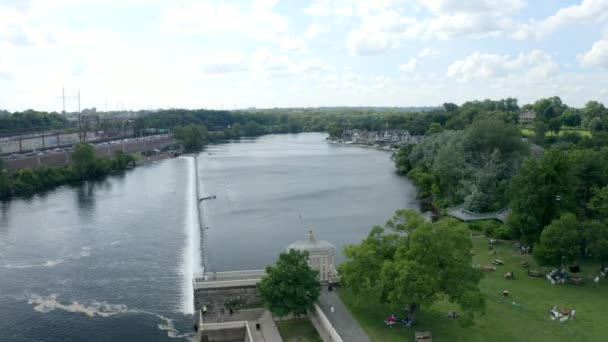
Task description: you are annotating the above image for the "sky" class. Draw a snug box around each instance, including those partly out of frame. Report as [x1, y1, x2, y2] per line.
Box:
[1, 0, 608, 112]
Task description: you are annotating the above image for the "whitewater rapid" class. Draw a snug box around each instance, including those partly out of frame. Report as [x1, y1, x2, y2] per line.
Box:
[180, 156, 204, 314]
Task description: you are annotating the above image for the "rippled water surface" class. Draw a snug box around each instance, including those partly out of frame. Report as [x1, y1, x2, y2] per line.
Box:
[0, 132, 419, 341]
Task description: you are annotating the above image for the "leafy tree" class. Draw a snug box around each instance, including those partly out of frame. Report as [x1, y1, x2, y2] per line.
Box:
[173, 124, 209, 152]
[133, 118, 146, 136]
[582, 220, 608, 269]
[443, 103, 458, 113]
[0, 159, 11, 198]
[426, 122, 444, 135]
[533, 121, 547, 146]
[341, 210, 485, 325]
[257, 249, 321, 318]
[548, 117, 562, 134]
[582, 101, 608, 128]
[507, 150, 576, 244]
[532, 97, 566, 122]
[111, 150, 135, 171]
[327, 123, 343, 138]
[589, 187, 608, 219]
[533, 213, 581, 270]
[560, 109, 582, 127]
[71, 143, 98, 177]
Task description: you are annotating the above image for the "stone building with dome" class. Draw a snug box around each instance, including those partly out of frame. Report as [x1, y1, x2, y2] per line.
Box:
[287, 230, 340, 283]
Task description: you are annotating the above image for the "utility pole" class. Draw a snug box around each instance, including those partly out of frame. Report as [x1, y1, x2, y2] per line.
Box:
[78, 89, 83, 143]
[57, 85, 67, 115]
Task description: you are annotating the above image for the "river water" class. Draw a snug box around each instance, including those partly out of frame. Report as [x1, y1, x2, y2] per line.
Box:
[0, 132, 419, 341]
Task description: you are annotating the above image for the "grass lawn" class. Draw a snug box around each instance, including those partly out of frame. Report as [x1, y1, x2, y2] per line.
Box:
[341, 235, 608, 341]
[521, 127, 592, 138]
[276, 318, 323, 342]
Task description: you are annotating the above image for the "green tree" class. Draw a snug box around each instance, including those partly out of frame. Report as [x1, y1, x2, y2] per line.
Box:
[341, 210, 485, 325]
[173, 124, 209, 152]
[133, 117, 146, 136]
[71, 143, 98, 177]
[582, 101, 608, 128]
[533, 121, 547, 145]
[548, 117, 562, 134]
[533, 213, 581, 270]
[425, 122, 444, 135]
[507, 150, 576, 244]
[327, 123, 343, 138]
[560, 109, 582, 127]
[111, 150, 136, 171]
[0, 158, 11, 198]
[257, 249, 321, 318]
[583, 220, 608, 269]
[589, 186, 608, 218]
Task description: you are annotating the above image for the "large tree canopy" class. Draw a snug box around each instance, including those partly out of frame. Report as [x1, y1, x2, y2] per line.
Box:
[340, 210, 485, 325]
[507, 150, 576, 244]
[393, 119, 527, 211]
[533, 213, 581, 270]
[257, 249, 321, 318]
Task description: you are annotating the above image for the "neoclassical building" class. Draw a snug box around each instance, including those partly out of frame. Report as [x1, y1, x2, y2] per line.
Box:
[287, 230, 340, 283]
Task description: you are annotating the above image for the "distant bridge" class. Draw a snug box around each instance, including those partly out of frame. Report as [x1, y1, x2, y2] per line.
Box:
[447, 207, 509, 223]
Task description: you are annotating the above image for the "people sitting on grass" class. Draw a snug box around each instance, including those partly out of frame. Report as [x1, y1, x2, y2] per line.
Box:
[548, 306, 576, 322]
[385, 313, 413, 327]
[447, 311, 459, 318]
[385, 315, 396, 327]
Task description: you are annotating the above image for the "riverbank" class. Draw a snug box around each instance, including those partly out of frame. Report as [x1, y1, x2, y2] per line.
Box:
[326, 138, 399, 152]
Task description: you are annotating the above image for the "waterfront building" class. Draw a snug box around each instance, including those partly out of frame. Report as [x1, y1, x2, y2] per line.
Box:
[287, 230, 340, 283]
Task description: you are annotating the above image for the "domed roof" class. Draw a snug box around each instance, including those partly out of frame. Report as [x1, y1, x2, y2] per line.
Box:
[287, 230, 335, 252]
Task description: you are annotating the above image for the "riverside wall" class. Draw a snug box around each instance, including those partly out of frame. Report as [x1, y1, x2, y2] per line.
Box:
[4, 137, 174, 172]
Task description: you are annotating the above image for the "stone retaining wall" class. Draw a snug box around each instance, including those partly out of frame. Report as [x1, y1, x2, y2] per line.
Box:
[194, 285, 262, 315]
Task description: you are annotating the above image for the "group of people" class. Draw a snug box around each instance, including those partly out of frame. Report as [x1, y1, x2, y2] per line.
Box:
[549, 306, 576, 322]
[384, 313, 412, 328]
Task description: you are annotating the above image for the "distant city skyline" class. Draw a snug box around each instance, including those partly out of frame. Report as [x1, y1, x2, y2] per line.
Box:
[1, 0, 607, 111]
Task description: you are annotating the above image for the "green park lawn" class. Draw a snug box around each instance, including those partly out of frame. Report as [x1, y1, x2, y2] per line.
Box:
[276, 318, 323, 342]
[521, 127, 591, 138]
[341, 235, 608, 342]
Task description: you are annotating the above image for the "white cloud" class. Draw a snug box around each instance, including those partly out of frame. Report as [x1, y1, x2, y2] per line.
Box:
[346, 26, 399, 56]
[160, 1, 294, 46]
[304, 23, 329, 39]
[447, 50, 559, 82]
[200, 51, 249, 74]
[279, 36, 308, 53]
[399, 58, 418, 72]
[345, 10, 415, 55]
[420, 0, 526, 16]
[513, 0, 608, 40]
[418, 47, 438, 58]
[579, 36, 608, 68]
[304, 0, 354, 17]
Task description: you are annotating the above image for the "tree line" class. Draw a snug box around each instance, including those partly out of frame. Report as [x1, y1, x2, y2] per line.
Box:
[391, 97, 608, 272]
[0, 144, 135, 199]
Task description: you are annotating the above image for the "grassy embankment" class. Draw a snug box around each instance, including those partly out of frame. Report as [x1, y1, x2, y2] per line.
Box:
[341, 232, 608, 342]
[276, 318, 323, 342]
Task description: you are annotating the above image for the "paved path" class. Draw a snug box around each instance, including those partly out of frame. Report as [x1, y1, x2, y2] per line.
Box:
[317, 288, 371, 342]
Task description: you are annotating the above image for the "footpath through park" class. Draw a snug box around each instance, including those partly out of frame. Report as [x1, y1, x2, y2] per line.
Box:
[317, 287, 372, 342]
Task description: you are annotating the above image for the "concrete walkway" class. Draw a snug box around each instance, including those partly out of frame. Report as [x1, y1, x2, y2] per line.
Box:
[317, 288, 371, 342]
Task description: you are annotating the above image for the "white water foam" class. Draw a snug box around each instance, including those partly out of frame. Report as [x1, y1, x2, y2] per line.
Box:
[2, 246, 92, 269]
[3, 259, 66, 269]
[27, 294, 196, 341]
[180, 156, 203, 314]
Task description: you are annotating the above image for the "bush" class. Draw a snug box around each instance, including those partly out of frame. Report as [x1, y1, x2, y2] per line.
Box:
[494, 226, 511, 240]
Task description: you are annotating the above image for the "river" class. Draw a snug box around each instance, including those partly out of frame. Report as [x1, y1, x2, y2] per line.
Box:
[0, 132, 419, 341]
